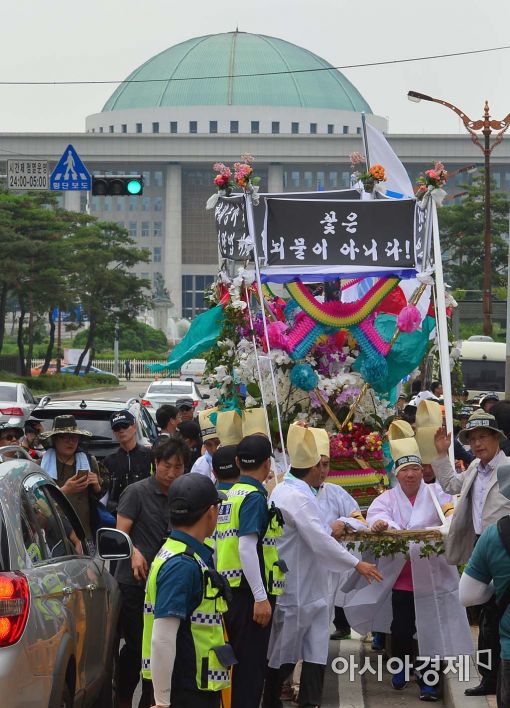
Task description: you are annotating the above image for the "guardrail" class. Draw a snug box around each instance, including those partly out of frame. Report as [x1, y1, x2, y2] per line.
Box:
[31, 359, 179, 380]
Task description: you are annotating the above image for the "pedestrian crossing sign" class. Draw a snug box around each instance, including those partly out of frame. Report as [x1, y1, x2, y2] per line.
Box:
[50, 144, 91, 191]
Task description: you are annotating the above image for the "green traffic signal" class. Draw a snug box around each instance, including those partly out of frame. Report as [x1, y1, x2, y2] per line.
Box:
[127, 179, 143, 195]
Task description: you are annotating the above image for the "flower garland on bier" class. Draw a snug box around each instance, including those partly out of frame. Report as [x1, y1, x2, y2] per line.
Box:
[206, 153, 261, 210]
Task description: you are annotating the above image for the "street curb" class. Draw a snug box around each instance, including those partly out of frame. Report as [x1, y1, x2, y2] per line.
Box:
[42, 385, 128, 400]
[443, 655, 491, 708]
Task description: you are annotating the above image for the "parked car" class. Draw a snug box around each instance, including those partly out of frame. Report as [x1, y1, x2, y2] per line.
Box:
[141, 379, 209, 419]
[180, 358, 206, 383]
[0, 451, 131, 707]
[31, 398, 158, 460]
[60, 365, 118, 380]
[0, 382, 37, 428]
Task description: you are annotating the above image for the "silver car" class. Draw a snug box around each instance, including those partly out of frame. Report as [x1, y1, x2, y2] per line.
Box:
[141, 379, 209, 419]
[0, 449, 131, 707]
[0, 382, 37, 427]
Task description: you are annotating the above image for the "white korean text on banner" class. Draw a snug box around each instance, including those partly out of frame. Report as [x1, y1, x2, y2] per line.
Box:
[261, 198, 418, 282]
[214, 189, 361, 262]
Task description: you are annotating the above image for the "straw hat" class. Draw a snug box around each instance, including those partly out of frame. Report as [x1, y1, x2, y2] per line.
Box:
[458, 410, 506, 445]
[198, 408, 219, 442]
[309, 427, 330, 458]
[216, 410, 243, 446]
[415, 400, 443, 464]
[390, 437, 422, 475]
[40, 415, 92, 445]
[242, 408, 269, 437]
[287, 423, 320, 469]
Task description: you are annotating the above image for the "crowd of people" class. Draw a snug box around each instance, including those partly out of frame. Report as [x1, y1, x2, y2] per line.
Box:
[6, 386, 510, 708]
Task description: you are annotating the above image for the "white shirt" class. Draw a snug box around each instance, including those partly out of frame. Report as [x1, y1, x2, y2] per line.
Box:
[189, 454, 215, 482]
[472, 450, 505, 535]
[316, 482, 360, 526]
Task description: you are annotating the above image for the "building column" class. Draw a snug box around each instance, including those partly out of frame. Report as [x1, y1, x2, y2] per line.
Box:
[268, 163, 284, 193]
[164, 164, 182, 317]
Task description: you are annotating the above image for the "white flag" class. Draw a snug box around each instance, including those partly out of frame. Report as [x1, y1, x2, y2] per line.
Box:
[365, 122, 414, 199]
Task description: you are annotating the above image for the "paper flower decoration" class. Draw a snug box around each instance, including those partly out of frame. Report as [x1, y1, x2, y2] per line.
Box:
[397, 305, 422, 333]
[290, 363, 319, 391]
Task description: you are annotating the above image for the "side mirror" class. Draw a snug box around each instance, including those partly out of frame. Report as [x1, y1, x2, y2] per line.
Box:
[96, 528, 133, 560]
[202, 393, 210, 400]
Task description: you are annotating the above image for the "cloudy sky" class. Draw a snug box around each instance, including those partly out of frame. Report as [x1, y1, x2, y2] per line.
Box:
[2, 0, 510, 135]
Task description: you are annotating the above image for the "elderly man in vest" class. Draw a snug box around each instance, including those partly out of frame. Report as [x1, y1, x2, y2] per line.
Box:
[263, 424, 382, 708]
[344, 435, 473, 702]
[433, 410, 510, 696]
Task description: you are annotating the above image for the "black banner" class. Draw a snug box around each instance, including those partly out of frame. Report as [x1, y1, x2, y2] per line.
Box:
[214, 196, 250, 261]
[265, 198, 416, 269]
[213, 189, 361, 261]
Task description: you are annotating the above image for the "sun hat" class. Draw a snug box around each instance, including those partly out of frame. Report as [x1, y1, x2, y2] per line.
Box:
[39, 415, 92, 443]
[458, 410, 506, 445]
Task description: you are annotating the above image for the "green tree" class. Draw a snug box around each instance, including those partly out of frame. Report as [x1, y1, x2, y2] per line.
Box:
[67, 220, 151, 372]
[73, 320, 168, 353]
[438, 174, 509, 296]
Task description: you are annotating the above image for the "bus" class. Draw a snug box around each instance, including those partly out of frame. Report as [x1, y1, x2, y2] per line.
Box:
[459, 338, 505, 400]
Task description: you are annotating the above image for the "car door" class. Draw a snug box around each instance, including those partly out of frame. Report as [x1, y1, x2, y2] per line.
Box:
[22, 475, 109, 693]
[42, 483, 110, 689]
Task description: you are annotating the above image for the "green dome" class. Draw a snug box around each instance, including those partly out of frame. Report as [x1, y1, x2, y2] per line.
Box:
[102, 32, 372, 113]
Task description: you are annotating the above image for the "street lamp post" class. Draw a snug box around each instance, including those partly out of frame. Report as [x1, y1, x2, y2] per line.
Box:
[408, 91, 510, 336]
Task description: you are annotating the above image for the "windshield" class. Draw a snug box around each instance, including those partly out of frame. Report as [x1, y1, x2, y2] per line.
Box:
[148, 382, 193, 395]
[0, 386, 17, 402]
[461, 359, 505, 393]
[37, 411, 115, 440]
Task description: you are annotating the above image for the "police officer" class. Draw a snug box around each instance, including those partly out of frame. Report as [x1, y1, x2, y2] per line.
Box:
[215, 434, 285, 708]
[142, 473, 234, 708]
[212, 445, 240, 492]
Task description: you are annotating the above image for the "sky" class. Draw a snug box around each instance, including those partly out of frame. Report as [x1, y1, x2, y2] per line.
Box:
[2, 0, 510, 135]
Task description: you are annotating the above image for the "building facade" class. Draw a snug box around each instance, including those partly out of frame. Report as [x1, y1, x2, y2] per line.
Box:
[1, 32, 508, 327]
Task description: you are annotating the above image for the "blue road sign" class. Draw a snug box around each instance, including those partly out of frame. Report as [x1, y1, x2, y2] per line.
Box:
[50, 144, 91, 191]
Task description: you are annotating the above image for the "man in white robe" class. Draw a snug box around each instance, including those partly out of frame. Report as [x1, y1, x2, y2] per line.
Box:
[343, 438, 474, 702]
[310, 427, 367, 640]
[262, 424, 382, 708]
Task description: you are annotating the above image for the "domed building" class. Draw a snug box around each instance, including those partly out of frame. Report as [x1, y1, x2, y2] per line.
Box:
[0, 32, 492, 328]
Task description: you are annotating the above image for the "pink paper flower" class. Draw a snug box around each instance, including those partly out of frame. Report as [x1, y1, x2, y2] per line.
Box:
[397, 305, 422, 333]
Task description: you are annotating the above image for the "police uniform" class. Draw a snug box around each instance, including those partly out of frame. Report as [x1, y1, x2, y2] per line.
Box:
[142, 474, 233, 708]
[215, 435, 285, 708]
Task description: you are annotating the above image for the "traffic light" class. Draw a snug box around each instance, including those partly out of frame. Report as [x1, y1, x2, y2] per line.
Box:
[91, 175, 144, 196]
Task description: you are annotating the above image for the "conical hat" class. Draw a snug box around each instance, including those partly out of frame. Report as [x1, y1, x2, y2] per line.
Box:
[390, 437, 422, 474]
[242, 408, 269, 437]
[198, 408, 218, 442]
[415, 400, 443, 464]
[216, 410, 243, 446]
[309, 427, 330, 458]
[387, 419, 414, 441]
[287, 424, 320, 469]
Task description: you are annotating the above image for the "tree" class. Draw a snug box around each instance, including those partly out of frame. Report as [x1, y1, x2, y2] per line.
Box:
[66, 220, 151, 372]
[73, 320, 168, 353]
[438, 174, 509, 296]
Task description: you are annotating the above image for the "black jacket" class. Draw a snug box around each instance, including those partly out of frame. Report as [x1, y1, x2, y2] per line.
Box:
[103, 443, 152, 514]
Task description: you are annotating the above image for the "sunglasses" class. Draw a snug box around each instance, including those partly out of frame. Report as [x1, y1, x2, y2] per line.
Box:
[0, 433, 20, 442]
[112, 423, 131, 432]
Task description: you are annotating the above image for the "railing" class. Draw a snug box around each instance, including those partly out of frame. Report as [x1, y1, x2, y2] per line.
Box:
[31, 359, 179, 380]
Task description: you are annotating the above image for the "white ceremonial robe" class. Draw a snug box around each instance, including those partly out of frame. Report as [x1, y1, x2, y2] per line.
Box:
[343, 481, 474, 658]
[267, 474, 359, 667]
[316, 483, 365, 608]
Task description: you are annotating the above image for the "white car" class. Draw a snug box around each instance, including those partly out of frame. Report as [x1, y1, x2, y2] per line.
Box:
[141, 379, 209, 419]
[0, 382, 37, 428]
[180, 359, 206, 383]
